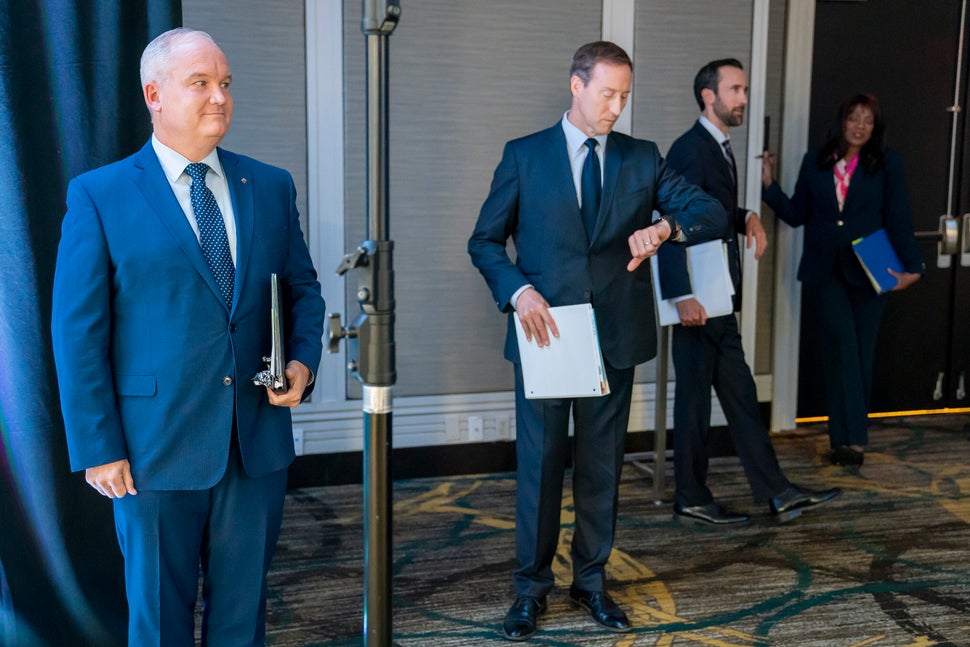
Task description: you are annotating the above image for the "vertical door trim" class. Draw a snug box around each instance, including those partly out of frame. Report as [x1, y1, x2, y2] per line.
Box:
[770, 0, 815, 431]
[740, 0, 770, 374]
[602, 0, 636, 134]
[306, 0, 347, 406]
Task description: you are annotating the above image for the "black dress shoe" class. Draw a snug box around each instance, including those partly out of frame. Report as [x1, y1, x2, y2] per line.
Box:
[830, 446, 864, 466]
[502, 595, 546, 641]
[769, 484, 842, 522]
[673, 501, 750, 526]
[568, 585, 630, 632]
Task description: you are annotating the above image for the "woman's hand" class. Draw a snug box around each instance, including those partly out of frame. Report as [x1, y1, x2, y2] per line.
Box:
[761, 151, 775, 187]
[888, 269, 921, 291]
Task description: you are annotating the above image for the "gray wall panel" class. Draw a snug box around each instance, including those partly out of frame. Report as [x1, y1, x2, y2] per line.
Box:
[183, 1, 771, 403]
[630, 1, 753, 383]
[183, 1, 309, 233]
[632, 1, 753, 182]
[343, 0, 600, 397]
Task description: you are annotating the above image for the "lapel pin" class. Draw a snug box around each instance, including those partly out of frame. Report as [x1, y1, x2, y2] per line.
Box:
[241, 178, 248, 184]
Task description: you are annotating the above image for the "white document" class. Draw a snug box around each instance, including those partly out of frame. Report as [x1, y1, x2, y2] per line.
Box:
[513, 303, 610, 399]
[650, 239, 735, 327]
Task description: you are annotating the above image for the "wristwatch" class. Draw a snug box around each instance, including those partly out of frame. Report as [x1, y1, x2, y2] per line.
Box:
[655, 213, 682, 241]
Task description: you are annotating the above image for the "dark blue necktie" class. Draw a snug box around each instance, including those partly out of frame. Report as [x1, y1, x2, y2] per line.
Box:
[580, 138, 601, 239]
[185, 163, 235, 309]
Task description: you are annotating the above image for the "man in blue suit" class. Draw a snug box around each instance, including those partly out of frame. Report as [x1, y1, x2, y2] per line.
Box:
[468, 41, 723, 641]
[51, 28, 325, 646]
[655, 58, 839, 527]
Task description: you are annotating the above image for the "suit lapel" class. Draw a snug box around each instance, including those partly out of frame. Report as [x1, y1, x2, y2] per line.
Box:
[220, 149, 251, 314]
[695, 122, 735, 191]
[131, 141, 233, 312]
[821, 163, 843, 215]
[841, 160, 866, 213]
[545, 125, 586, 234]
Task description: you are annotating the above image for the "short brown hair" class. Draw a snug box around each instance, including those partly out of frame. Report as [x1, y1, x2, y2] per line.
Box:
[569, 41, 633, 85]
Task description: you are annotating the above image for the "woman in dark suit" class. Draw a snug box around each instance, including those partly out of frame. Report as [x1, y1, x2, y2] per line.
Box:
[762, 93, 923, 466]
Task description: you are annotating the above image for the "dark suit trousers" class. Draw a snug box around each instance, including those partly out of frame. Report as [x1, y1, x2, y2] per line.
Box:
[672, 314, 789, 506]
[803, 276, 886, 448]
[512, 361, 635, 598]
[113, 432, 288, 647]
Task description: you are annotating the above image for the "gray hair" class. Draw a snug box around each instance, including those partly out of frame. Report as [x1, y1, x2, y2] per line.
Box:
[140, 27, 217, 88]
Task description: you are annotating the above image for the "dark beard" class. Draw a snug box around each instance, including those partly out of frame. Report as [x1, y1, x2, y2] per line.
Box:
[714, 99, 744, 128]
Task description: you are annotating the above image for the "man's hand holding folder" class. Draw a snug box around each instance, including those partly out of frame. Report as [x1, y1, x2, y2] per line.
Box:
[515, 288, 560, 347]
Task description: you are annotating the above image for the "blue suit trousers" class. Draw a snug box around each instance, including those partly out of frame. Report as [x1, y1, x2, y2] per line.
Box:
[113, 434, 287, 647]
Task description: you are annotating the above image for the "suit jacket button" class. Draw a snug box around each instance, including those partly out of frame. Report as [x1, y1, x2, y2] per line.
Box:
[583, 291, 591, 301]
[223, 376, 233, 386]
[229, 324, 238, 332]
[836, 220, 844, 226]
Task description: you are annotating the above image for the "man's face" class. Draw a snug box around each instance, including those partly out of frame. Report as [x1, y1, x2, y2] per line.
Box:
[568, 61, 632, 137]
[710, 65, 748, 129]
[145, 35, 233, 157]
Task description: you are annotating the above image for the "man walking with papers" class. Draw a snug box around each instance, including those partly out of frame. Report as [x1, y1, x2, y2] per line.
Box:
[655, 59, 840, 528]
[468, 42, 722, 641]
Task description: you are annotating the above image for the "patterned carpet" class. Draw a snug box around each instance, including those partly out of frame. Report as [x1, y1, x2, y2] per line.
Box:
[264, 415, 970, 646]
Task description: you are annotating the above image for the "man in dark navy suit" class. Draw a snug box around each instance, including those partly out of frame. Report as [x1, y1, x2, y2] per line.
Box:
[52, 28, 325, 646]
[656, 58, 839, 528]
[469, 42, 723, 641]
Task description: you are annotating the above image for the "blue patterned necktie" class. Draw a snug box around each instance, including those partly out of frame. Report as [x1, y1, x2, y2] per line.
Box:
[185, 163, 235, 309]
[580, 137, 601, 240]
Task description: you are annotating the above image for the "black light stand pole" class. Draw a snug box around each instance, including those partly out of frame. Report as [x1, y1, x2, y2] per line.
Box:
[328, 2, 399, 645]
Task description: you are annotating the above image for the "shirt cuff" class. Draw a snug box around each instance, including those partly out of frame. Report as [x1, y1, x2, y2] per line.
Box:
[671, 294, 694, 303]
[510, 284, 533, 310]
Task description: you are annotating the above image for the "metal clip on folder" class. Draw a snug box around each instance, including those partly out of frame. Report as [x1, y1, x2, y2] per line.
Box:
[252, 273, 288, 394]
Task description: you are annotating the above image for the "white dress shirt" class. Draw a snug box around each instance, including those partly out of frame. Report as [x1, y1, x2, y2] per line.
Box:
[151, 134, 237, 265]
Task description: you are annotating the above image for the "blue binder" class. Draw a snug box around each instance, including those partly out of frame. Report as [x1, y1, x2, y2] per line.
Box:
[852, 228, 903, 294]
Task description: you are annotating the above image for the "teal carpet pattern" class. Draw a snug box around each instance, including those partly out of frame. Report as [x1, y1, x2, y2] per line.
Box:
[265, 416, 970, 646]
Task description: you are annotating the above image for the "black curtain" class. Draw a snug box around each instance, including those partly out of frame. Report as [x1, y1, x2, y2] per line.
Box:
[0, 2, 179, 645]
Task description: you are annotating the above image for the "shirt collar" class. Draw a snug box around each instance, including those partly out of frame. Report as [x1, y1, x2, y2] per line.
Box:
[698, 115, 730, 147]
[561, 111, 607, 155]
[151, 134, 224, 183]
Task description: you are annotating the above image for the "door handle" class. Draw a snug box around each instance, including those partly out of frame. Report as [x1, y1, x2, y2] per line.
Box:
[962, 214, 970, 267]
[933, 371, 945, 401]
[914, 216, 959, 267]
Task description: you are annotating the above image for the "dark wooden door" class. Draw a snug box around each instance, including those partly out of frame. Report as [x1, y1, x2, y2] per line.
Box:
[799, 0, 968, 415]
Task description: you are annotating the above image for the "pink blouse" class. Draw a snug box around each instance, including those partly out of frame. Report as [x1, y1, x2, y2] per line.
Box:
[833, 155, 859, 211]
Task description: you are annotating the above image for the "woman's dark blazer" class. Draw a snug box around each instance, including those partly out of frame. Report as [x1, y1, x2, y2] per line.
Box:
[762, 148, 923, 287]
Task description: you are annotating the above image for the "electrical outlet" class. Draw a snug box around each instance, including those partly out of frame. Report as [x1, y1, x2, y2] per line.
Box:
[468, 416, 484, 442]
[292, 427, 304, 456]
